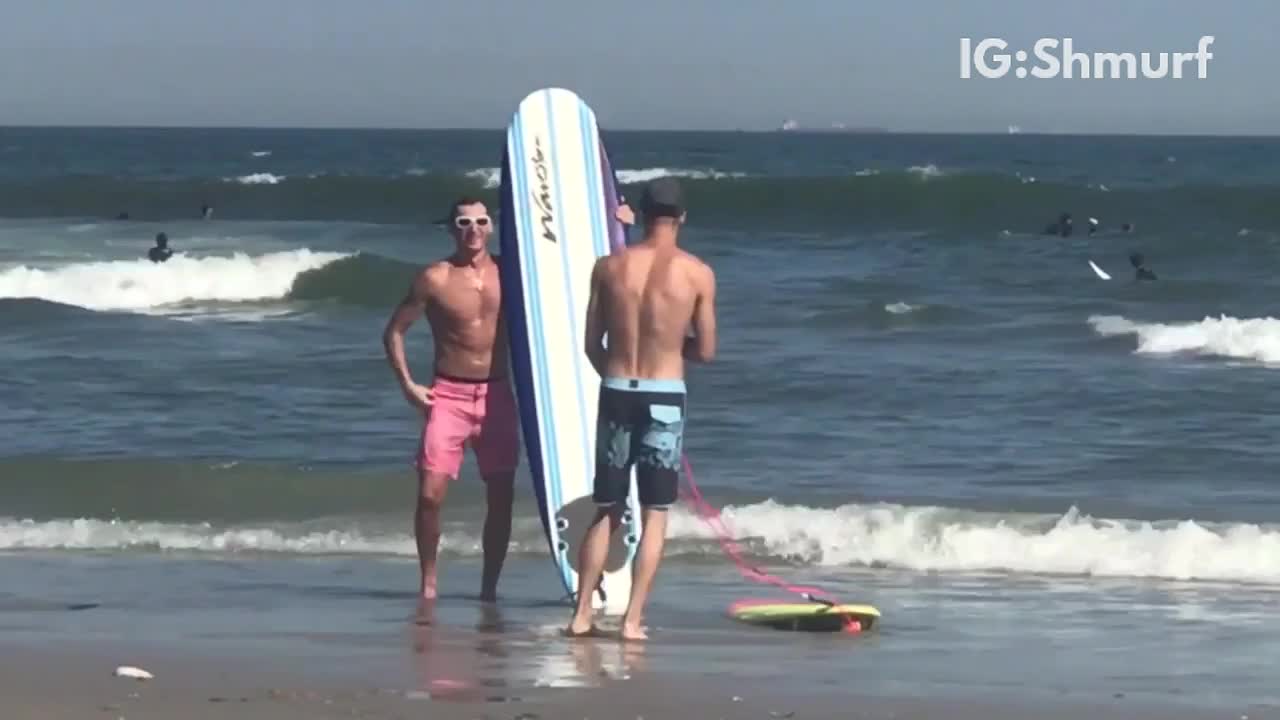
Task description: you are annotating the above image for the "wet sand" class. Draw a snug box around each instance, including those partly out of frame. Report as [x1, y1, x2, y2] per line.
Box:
[3, 551, 1275, 719]
[1, 639, 1253, 720]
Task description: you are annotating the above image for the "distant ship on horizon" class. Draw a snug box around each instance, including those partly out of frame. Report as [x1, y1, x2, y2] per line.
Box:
[777, 119, 889, 134]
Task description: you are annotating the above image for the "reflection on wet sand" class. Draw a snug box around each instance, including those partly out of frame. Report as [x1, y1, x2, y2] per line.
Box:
[567, 633, 649, 680]
[406, 600, 647, 701]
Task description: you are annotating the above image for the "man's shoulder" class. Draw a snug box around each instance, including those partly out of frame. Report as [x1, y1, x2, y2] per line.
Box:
[592, 252, 620, 274]
[407, 260, 451, 296]
[421, 258, 454, 279]
[676, 249, 713, 275]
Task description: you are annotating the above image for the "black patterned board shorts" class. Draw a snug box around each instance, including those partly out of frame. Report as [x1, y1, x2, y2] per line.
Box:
[593, 377, 687, 509]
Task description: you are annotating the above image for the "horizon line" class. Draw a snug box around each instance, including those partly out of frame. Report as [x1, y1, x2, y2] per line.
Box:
[0, 123, 1277, 139]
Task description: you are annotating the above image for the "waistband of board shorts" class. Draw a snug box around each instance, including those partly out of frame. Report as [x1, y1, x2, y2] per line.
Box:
[602, 377, 686, 394]
[434, 372, 507, 385]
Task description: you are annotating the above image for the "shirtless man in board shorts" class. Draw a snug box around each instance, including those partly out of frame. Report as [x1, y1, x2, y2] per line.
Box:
[382, 196, 519, 603]
[566, 177, 718, 640]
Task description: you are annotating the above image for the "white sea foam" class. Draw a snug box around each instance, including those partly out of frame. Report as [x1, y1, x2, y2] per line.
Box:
[907, 164, 944, 179]
[666, 500, 1280, 584]
[6, 501, 1279, 585]
[0, 249, 349, 312]
[614, 167, 748, 184]
[463, 166, 748, 189]
[1090, 314, 1280, 365]
[463, 167, 500, 186]
[227, 173, 285, 184]
[0, 518, 421, 555]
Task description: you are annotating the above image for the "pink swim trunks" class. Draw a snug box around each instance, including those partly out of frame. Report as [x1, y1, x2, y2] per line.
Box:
[416, 376, 520, 479]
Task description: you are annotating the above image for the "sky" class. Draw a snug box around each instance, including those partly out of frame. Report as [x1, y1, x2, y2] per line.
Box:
[0, 0, 1275, 134]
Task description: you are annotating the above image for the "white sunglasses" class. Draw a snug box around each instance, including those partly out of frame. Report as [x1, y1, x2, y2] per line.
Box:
[454, 215, 491, 229]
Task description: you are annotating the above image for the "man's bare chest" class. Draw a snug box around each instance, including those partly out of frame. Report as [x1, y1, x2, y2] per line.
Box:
[429, 271, 502, 324]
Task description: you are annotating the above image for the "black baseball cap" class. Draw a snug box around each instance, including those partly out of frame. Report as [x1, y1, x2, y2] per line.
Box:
[640, 177, 684, 218]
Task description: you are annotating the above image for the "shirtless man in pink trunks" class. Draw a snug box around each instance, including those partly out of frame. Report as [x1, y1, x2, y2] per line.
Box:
[382, 196, 519, 603]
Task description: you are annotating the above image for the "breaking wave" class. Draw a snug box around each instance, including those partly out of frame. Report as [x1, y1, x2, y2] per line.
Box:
[0, 250, 349, 312]
[6, 500, 1278, 586]
[1091, 314, 1280, 365]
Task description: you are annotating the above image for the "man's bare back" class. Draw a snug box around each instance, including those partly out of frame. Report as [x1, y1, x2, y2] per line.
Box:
[586, 243, 716, 381]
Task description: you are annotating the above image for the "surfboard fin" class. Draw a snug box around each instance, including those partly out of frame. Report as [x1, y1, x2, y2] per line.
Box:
[565, 577, 608, 605]
[799, 593, 836, 608]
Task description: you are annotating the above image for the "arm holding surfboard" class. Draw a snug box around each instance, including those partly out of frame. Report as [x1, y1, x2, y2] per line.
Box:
[615, 201, 635, 227]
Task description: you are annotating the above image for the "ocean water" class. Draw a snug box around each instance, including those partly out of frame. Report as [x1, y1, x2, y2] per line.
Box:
[3, 127, 1280, 711]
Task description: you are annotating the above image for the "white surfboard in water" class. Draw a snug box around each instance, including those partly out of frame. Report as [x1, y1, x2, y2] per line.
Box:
[1088, 260, 1111, 280]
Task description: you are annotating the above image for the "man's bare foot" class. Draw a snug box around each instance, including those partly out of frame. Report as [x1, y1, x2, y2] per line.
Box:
[565, 614, 599, 638]
[620, 622, 648, 641]
[414, 597, 437, 626]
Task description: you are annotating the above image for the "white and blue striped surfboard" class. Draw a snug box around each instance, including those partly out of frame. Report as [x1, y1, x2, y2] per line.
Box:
[498, 87, 642, 614]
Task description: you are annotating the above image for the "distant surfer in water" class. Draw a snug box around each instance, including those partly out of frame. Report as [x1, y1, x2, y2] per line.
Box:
[1043, 212, 1073, 237]
[382, 197, 520, 605]
[566, 177, 718, 642]
[148, 232, 173, 263]
[1129, 252, 1157, 281]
